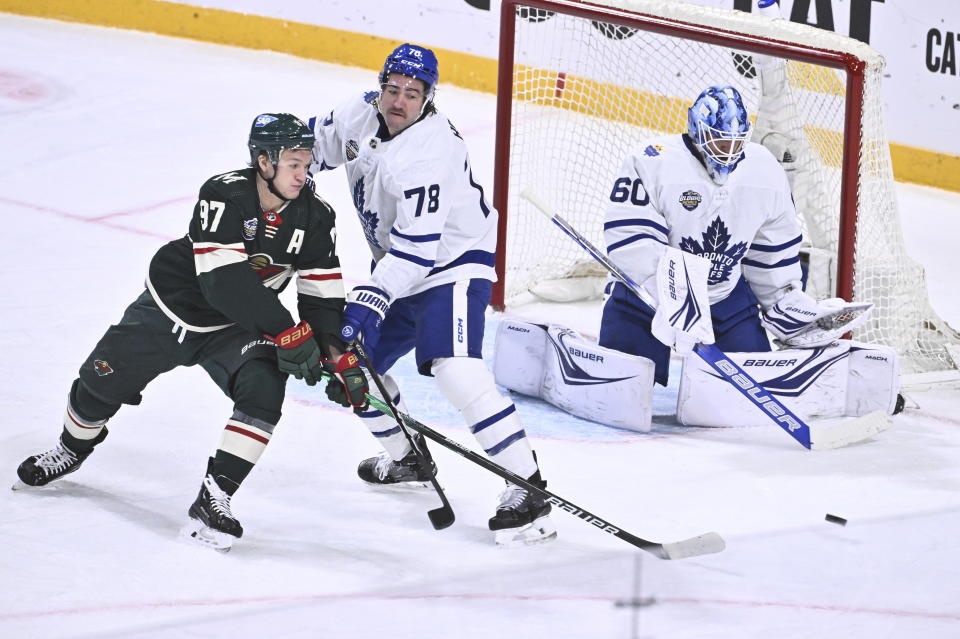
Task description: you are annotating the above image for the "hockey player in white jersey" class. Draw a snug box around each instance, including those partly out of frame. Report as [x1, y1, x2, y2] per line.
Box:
[599, 85, 872, 388]
[309, 43, 555, 545]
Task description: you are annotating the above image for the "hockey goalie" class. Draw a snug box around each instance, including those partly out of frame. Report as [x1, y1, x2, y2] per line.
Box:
[496, 84, 901, 432]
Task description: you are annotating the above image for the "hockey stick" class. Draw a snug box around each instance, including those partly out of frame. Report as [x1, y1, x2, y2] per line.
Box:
[316, 364, 722, 558]
[359, 390, 723, 560]
[352, 341, 455, 530]
[519, 188, 891, 451]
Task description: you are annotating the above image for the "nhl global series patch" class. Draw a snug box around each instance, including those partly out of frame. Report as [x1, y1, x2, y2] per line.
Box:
[242, 217, 258, 240]
[345, 139, 359, 161]
[679, 190, 702, 211]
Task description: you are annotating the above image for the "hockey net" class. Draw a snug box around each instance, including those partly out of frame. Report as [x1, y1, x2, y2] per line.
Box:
[492, 0, 960, 376]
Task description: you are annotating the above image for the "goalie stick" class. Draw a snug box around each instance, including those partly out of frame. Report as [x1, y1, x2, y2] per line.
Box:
[519, 188, 892, 451]
[317, 367, 723, 559]
[354, 341, 455, 531]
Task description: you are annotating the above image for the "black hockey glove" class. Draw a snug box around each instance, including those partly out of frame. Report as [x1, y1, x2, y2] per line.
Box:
[266, 321, 324, 386]
[322, 352, 369, 409]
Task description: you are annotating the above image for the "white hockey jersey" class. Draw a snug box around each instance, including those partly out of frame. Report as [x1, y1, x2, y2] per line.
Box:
[310, 92, 498, 301]
[603, 134, 802, 309]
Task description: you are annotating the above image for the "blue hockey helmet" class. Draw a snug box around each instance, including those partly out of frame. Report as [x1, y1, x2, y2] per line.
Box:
[687, 85, 752, 184]
[379, 43, 440, 101]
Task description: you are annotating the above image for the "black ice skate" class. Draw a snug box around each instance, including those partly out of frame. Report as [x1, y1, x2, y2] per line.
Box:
[184, 460, 243, 552]
[357, 436, 437, 488]
[13, 429, 108, 490]
[488, 470, 557, 546]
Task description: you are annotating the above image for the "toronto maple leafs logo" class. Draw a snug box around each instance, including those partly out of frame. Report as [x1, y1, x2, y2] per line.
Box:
[679, 216, 748, 285]
[352, 177, 381, 248]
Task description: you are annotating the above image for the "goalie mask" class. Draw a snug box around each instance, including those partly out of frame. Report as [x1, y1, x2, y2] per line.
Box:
[379, 43, 440, 106]
[688, 85, 752, 185]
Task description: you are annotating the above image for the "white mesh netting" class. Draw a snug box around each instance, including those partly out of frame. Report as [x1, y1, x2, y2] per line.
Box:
[498, 0, 960, 375]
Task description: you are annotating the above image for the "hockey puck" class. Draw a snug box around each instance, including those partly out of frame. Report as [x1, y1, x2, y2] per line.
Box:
[825, 514, 847, 526]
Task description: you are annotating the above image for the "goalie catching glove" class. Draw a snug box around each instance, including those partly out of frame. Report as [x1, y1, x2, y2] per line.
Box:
[761, 288, 873, 348]
[322, 352, 369, 409]
[651, 247, 715, 354]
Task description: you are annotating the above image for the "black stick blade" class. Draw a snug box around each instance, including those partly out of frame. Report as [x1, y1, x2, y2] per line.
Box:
[428, 506, 456, 530]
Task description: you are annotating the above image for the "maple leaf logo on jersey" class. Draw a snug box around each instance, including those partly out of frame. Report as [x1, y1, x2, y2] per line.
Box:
[678, 216, 748, 285]
[643, 144, 663, 157]
[352, 177, 381, 249]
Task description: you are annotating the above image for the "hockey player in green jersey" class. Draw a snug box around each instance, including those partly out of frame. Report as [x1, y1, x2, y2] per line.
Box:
[13, 113, 368, 551]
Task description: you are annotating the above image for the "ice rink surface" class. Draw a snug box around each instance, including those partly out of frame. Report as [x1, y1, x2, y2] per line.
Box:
[1, 14, 959, 639]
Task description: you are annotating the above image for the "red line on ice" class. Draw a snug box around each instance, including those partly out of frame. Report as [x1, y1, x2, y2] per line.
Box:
[0, 196, 174, 241]
[2, 593, 957, 622]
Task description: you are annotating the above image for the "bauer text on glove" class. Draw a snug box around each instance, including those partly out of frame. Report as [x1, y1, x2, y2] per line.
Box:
[651, 247, 715, 354]
[761, 289, 873, 348]
[323, 352, 369, 408]
[266, 321, 325, 386]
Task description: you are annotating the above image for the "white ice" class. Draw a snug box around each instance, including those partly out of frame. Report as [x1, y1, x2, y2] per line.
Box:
[1, 14, 959, 639]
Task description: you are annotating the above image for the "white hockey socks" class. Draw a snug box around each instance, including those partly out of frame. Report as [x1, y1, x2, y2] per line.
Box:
[216, 410, 276, 467]
[433, 357, 538, 479]
[63, 401, 107, 442]
[355, 373, 414, 461]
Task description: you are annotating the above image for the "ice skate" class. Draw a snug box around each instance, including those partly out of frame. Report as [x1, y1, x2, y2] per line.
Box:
[184, 462, 243, 552]
[488, 471, 557, 546]
[13, 430, 107, 490]
[357, 436, 437, 488]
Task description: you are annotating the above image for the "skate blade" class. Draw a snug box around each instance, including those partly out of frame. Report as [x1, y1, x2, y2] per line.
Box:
[362, 479, 442, 492]
[494, 514, 558, 547]
[181, 519, 235, 553]
[10, 479, 52, 491]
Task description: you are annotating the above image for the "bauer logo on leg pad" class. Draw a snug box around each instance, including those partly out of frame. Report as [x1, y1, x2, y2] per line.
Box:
[678, 342, 899, 428]
[713, 359, 803, 432]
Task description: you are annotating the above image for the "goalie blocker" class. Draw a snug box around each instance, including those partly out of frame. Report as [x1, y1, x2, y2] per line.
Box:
[678, 340, 900, 428]
[494, 319, 655, 432]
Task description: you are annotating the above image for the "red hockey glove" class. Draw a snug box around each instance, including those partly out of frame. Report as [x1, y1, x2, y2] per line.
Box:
[322, 352, 369, 409]
[266, 322, 324, 386]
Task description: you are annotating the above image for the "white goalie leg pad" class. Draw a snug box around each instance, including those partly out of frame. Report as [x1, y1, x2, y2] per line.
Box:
[847, 342, 901, 415]
[493, 318, 549, 397]
[433, 357, 537, 479]
[677, 340, 900, 428]
[495, 318, 654, 432]
[542, 326, 654, 432]
[355, 374, 413, 461]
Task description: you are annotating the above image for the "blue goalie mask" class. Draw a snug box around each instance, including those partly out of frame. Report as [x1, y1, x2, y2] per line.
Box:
[379, 43, 440, 102]
[688, 85, 752, 185]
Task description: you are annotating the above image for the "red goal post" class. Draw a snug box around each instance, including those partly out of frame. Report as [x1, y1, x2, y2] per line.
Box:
[491, 0, 960, 376]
